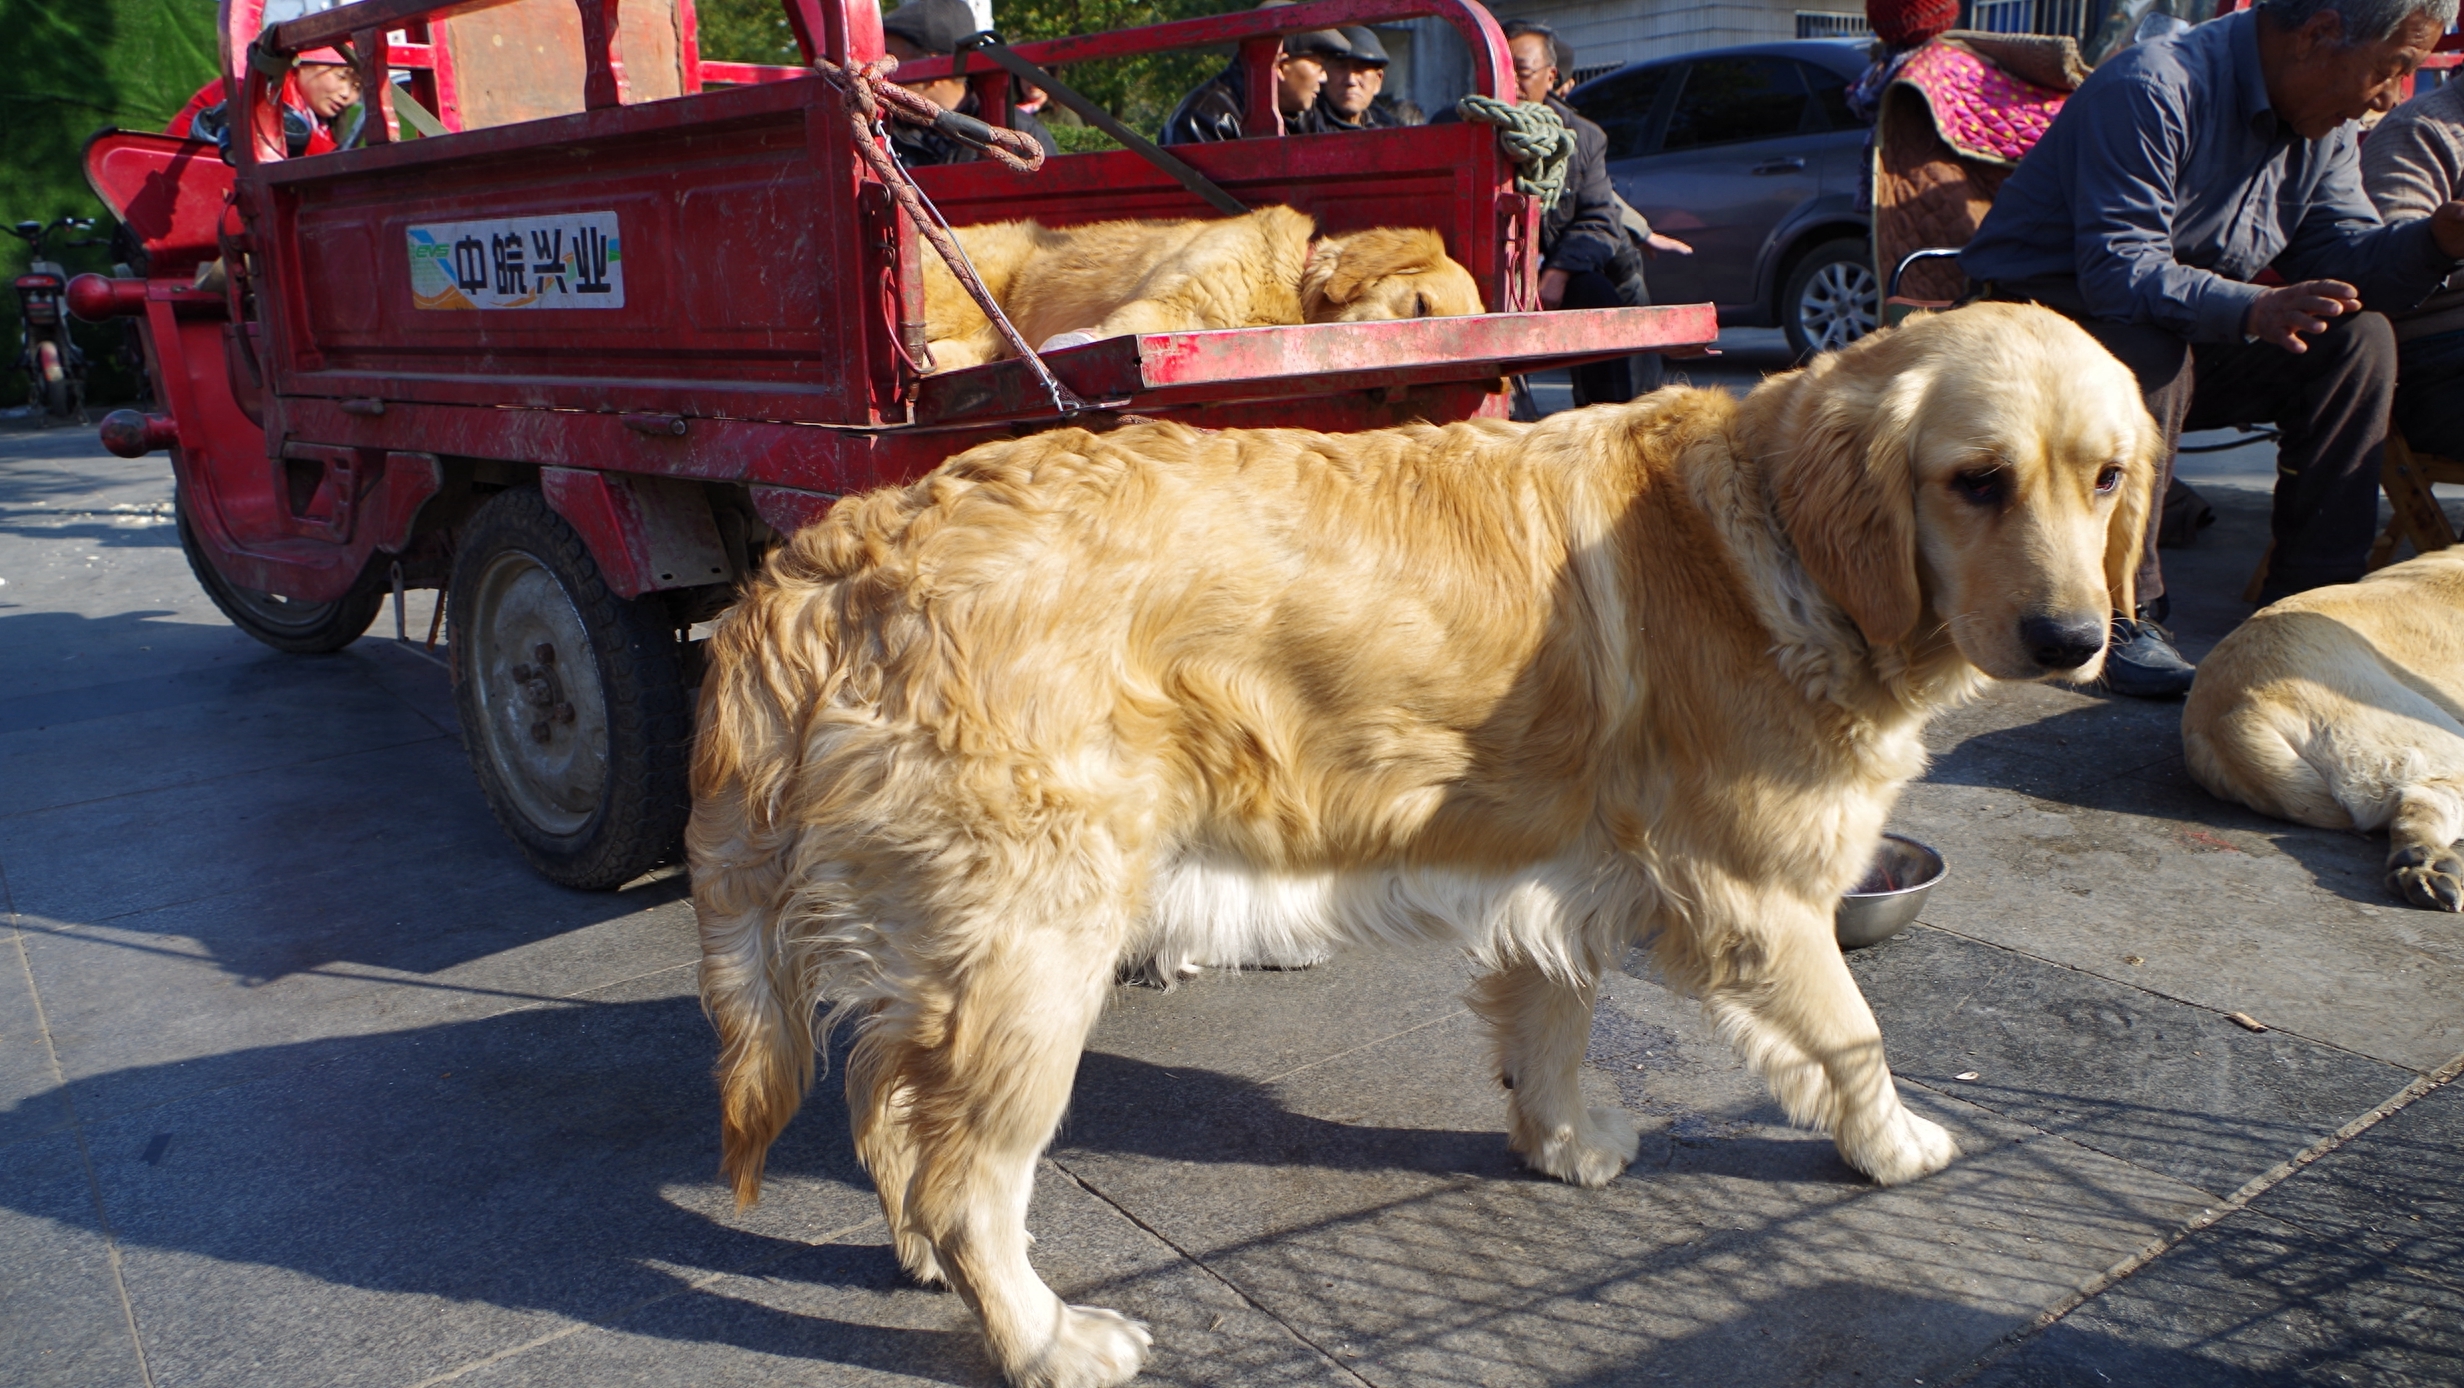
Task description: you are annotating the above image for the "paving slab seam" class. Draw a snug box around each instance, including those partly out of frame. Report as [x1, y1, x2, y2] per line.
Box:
[0, 960, 703, 1146]
[395, 1213, 889, 1388]
[1253, 1004, 1473, 1088]
[1903, 920, 2416, 1073]
[0, 914, 610, 1009]
[0, 732, 457, 824]
[1047, 1159, 1380, 1388]
[3, 857, 159, 1388]
[1938, 1049, 2464, 1388]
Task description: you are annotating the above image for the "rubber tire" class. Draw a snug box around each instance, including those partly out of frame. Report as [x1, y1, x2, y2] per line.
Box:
[1781, 238, 1881, 360]
[450, 486, 690, 890]
[177, 504, 385, 654]
[42, 375, 69, 419]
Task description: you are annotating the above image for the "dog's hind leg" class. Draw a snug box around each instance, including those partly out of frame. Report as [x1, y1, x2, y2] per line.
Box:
[896, 912, 1151, 1388]
[1470, 961, 1640, 1188]
[1697, 900, 1956, 1186]
[848, 1008, 945, 1286]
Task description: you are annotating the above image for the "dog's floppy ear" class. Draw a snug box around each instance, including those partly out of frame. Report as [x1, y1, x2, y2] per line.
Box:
[1302, 227, 1446, 314]
[2103, 418, 2161, 619]
[1768, 357, 1926, 648]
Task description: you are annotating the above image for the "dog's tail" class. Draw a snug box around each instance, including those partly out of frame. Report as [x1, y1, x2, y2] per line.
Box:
[690, 497, 905, 1209]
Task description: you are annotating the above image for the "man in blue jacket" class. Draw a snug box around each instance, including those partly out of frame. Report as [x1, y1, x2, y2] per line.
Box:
[1963, 0, 2464, 697]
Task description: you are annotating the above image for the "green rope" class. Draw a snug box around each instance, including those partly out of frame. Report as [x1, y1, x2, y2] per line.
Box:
[1455, 95, 1573, 211]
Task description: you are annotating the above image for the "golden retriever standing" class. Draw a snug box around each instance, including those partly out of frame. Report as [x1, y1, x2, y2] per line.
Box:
[920, 204, 1484, 371]
[2185, 548, 2464, 910]
[688, 302, 2159, 1387]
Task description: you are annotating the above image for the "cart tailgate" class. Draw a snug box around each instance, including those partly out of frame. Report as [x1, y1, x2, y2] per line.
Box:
[912, 304, 1718, 427]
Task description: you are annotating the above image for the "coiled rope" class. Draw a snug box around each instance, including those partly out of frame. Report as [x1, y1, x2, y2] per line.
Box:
[1455, 95, 1573, 212]
[814, 57, 1084, 414]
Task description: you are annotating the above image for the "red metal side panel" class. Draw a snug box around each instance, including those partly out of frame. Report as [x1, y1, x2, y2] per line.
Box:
[254, 78, 886, 428]
[540, 467, 734, 597]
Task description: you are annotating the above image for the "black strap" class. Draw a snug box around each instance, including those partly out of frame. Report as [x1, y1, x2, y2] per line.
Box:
[957, 32, 1248, 217]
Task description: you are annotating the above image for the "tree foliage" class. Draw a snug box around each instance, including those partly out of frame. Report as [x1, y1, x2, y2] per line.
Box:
[693, 0, 1235, 140]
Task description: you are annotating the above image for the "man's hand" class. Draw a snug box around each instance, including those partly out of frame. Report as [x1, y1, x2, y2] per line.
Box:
[1538, 267, 1570, 309]
[2245, 279, 2362, 353]
[2433, 202, 2464, 261]
[1644, 232, 1693, 257]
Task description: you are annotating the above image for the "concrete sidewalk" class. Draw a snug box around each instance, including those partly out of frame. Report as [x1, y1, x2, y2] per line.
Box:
[3, 367, 2459, 1387]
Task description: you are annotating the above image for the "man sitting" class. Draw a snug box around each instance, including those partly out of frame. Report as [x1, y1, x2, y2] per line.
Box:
[1161, 11, 1348, 144]
[2364, 72, 2464, 461]
[1304, 28, 1423, 131]
[879, 0, 1058, 166]
[1962, 0, 2464, 698]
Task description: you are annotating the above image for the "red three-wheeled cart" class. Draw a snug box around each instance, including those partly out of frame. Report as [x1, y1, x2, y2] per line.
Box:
[73, 0, 1716, 888]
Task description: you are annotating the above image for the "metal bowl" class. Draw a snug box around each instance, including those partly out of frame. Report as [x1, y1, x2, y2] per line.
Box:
[1835, 833, 1945, 949]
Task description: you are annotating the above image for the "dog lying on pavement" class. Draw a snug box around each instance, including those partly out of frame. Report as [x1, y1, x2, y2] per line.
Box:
[2185, 548, 2464, 910]
[687, 303, 2159, 1387]
[920, 204, 1485, 371]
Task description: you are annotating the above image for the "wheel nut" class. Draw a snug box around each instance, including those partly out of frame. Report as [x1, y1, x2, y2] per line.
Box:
[534, 643, 556, 666]
[554, 701, 575, 724]
[511, 662, 533, 682]
[529, 720, 551, 744]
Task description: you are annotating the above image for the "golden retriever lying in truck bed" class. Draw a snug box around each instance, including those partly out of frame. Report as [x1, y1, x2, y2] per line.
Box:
[687, 302, 2159, 1387]
[920, 204, 1484, 371]
[2185, 548, 2464, 910]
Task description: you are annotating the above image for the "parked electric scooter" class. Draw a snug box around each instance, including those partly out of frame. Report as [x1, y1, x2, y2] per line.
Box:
[9, 216, 101, 422]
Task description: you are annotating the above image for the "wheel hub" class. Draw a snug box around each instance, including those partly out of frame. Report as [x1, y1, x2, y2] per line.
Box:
[467, 551, 610, 839]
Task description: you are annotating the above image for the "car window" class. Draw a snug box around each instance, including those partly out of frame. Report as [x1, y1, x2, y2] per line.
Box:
[1800, 60, 1857, 130]
[1661, 57, 1809, 151]
[1574, 64, 1674, 160]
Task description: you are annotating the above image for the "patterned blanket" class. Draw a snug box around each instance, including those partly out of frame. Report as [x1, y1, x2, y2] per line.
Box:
[1890, 40, 2070, 167]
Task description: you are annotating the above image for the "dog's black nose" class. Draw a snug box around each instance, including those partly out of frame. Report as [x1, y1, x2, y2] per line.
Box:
[2020, 612, 2108, 670]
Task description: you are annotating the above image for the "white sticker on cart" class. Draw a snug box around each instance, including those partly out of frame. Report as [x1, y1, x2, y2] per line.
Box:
[406, 211, 624, 310]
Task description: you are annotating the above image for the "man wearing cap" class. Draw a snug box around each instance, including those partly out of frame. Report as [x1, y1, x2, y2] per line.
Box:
[879, 0, 1059, 166]
[1161, 6, 1347, 145]
[1304, 28, 1424, 131]
[169, 49, 360, 157]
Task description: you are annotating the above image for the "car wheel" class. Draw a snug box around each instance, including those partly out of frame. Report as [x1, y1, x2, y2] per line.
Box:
[177, 504, 385, 654]
[450, 485, 691, 889]
[1782, 239, 1880, 359]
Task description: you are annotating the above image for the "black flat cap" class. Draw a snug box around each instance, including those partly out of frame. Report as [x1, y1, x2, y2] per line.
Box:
[1338, 27, 1390, 64]
[881, 0, 981, 57]
[1282, 28, 1356, 61]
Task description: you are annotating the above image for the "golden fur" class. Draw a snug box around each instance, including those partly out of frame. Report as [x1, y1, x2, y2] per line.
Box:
[2184, 547, 2464, 909]
[920, 205, 1485, 371]
[687, 302, 2160, 1388]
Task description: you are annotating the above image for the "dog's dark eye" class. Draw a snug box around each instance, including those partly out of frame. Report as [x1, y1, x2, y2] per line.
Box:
[1413, 292, 1431, 318]
[1951, 469, 2006, 507]
[2095, 465, 2123, 495]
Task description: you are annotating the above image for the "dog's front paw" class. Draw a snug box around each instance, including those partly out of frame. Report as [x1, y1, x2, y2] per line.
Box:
[1521, 1106, 1642, 1188]
[1011, 1304, 1152, 1388]
[2387, 844, 2464, 911]
[1839, 1105, 1958, 1186]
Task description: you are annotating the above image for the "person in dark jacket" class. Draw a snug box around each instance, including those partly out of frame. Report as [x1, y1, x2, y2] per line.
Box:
[1495, 21, 1656, 404]
[1303, 28, 1424, 131]
[879, 0, 1059, 166]
[1161, 13, 1348, 144]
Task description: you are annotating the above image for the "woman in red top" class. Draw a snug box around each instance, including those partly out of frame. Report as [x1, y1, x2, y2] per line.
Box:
[168, 49, 361, 156]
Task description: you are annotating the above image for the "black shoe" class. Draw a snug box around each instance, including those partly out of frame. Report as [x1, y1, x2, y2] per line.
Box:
[2102, 612, 2197, 699]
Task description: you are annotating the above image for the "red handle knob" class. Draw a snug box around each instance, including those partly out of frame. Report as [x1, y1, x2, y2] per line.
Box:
[67, 274, 148, 322]
[99, 410, 179, 458]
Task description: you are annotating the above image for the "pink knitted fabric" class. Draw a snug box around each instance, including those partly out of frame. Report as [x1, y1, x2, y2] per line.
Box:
[1893, 42, 2068, 166]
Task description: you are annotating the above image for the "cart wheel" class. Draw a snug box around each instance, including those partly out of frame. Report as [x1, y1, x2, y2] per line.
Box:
[1782, 238, 1880, 360]
[450, 486, 690, 889]
[177, 505, 384, 654]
